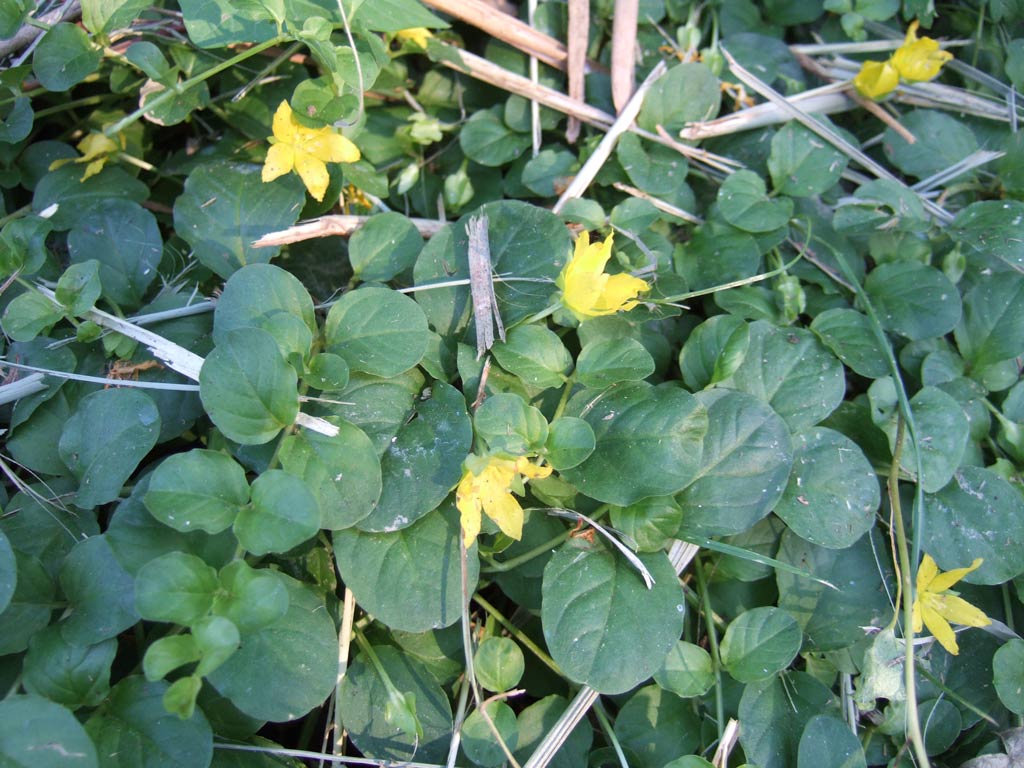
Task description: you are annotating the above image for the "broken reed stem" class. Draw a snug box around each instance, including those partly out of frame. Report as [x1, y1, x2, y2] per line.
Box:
[466, 213, 505, 358]
[565, 0, 589, 142]
[252, 214, 444, 248]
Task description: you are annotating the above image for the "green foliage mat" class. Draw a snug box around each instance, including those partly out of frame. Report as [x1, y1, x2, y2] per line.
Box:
[2, 1, 1024, 767]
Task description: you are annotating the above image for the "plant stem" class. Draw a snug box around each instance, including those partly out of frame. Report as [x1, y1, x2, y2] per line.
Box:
[694, 554, 724, 742]
[472, 593, 561, 675]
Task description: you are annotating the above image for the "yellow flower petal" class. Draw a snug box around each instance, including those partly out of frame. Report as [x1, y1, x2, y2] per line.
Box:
[930, 593, 992, 628]
[262, 142, 295, 183]
[928, 557, 983, 593]
[294, 150, 331, 202]
[316, 131, 361, 164]
[593, 273, 650, 315]
[396, 27, 433, 48]
[456, 455, 548, 547]
[482, 487, 525, 541]
[892, 38, 952, 82]
[514, 457, 553, 480]
[916, 552, 940, 592]
[853, 59, 900, 99]
[912, 553, 991, 655]
[557, 232, 649, 321]
[920, 602, 960, 655]
[271, 100, 297, 145]
[456, 473, 483, 548]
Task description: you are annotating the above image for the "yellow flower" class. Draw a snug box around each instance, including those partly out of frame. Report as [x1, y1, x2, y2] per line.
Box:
[556, 232, 650, 321]
[891, 21, 953, 82]
[853, 59, 900, 100]
[395, 28, 433, 48]
[261, 100, 361, 202]
[50, 131, 125, 181]
[912, 553, 991, 655]
[852, 21, 952, 100]
[455, 455, 552, 548]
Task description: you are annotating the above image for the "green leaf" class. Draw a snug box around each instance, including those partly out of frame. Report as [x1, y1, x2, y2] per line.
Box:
[1, 290, 64, 342]
[543, 417, 595, 471]
[349, 212, 423, 282]
[774, 428, 880, 549]
[768, 121, 849, 197]
[212, 560, 290, 634]
[776, 529, 892, 650]
[675, 220, 760, 291]
[174, 162, 304, 278]
[616, 132, 690, 198]
[718, 170, 794, 233]
[739, 672, 835, 768]
[59, 388, 161, 509]
[613, 685, 701, 768]
[143, 635, 201, 681]
[491, 325, 572, 389]
[562, 382, 707, 506]
[638, 63, 719, 134]
[865, 262, 961, 341]
[883, 110, 978, 180]
[0, 215, 53, 277]
[163, 675, 203, 720]
[676, 390, 793, 537]
[192, 615, 241, 677]
[86, 677, 213, 767]
[542, 543, 685, 693]
[0, 530, 12, 615]
[474, 637, 525, 693]
[233, 470, 319, 555]
[55, 260, 102, 315]
[324, 286, 428, 377]
[955, 272, 1024, 370]
[135, 551, 220, 626]
[0, 0, 33, 39]
[611, 497, 681, 553]
[462, 701, 519, 767]
[353, 0, 446, 30]
[199, 328, 299, 445]
[279, 422, 382, 529]
[722, 320, 845, 432]
[414, 201, 569, 338]
[144, 450, 249, 535]
[67, 200, 162, 308]
[810, 307, 890, 379]
[459, 107, 530, 167]
[357, 380, 471, 532]
[521, 149, 576, 197]
[0, 551, 56, 655]
[994, 639, 1024, 715]
[59, 535, 140, 645]
[213, 263, 316, 347]
[679, 315, 750, 391]
[576, 337, 655, 389]
[720, 606, 802, 683]
[339, 645, 453, 763]
[474, 393, 549, 456]
[653, 641, 714, 698]
[833, 179, 928, 235]
[950, 201, 1024, 273]
[0, 695, 98, 767]
[32, 23, 102, 92]
[924, 466, 1024, 585]
[334, 503, 477, 631]
[82, 0, 152, 34]
[33, 164, 148, 229]
[797, 715, 867, 768]
[306, 352, 349, 391]
[23, 626, 115, 709]
[513, 695, 593, 768]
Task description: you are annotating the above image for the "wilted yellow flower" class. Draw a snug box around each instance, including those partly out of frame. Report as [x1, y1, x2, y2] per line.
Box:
[455, 455, 552, 548]
[912, 553, 991, 655]
[853, 21, 953, 100]
[262, 100, 360, 202]
[556, 232, 649, 321]
[395, 27, 433, 48]
[50, 131, 125, 181]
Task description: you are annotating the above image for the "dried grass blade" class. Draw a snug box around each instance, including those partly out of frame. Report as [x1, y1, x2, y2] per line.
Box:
[610, 0, 639, 113]
[252, 214, 444, 248]
[565, 0, 589, 142]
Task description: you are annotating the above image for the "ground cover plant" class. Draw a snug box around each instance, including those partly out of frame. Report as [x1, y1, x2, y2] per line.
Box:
[1, 0, 1024, 766]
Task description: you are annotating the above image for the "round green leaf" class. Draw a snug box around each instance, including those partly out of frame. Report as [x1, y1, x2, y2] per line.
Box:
[199, 328, 299, 445]
[925, 466, 1024, 584]
[950, 200, 1024, 273]
[212, 560, 289, 634]
[955, 272, 1024, 370]
[212, 263, 316, 347]
[613, 685, 701, 768]
[357, 380, 471, 532]
[616, 131, 690, 198]
[610, 496, 681, 552]
[23, 626, 115, 709]
[1, 290, 63, 342]
[85, 677, 212, 767]
[0, 551, 55, 655]
[33, 23, 101, 92]
[994, 638, 1024, 715]
[324, 286, 428, 377]
[349, 212, 424, 282]
[207, 575, 336, 721]
[542, 543, 685, 694]
[883, 110, 978, 180]
[55, 260, 102, 315]
[637, 62, 720, 134]
[522, 148, 576, 197]
[739, 672, 834, 768]
[143, 635, 201, 682]
[67, 200, 162, 308]
[720, 607, 802, 683]
[811, 308, 890, 379]
[676, 390, 793, 537]
[59, 388, 161, 509]
[59, 535, 139, 645]
[462, 701, 519, 767]
[775, 428, 880, 549]
[145, 449, 250, 535]
[797, 715, 867, 768]
[193, 615, 241, 677]
[491, 324, 572, 389]
[768, 121, 849, 197]
[83, 0, 151, 34]
[0, 694, 98, 767]
[723, 321, 845, 432]
[135, 551, 220, 626]
[679, 314, 750, 391]
[474, 392, 549, 456]
[576, 337, 656, 389]
[339, 644, 453, 763]
[459, 107, 530, 167]
[653, 641, 714, 698]
[718, 170, 794, 233]
[919, 698, 962, 755]
[676, 220, 761, 291]
[474, 637, 525, 693]
[279, 421, 381, 530]
[233, 469, 319, 555]
[865, 262, 962, 341]
[0, 529, 13, 614]
[173, 161, 304, 278]
[306, 352, 349, 391]
[334, 503, 478, 632]
[543, 417, 595, 471]
[513, 695, 593, 768]
[562, 382, 707, 506]
[33, 165, 148, 231]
